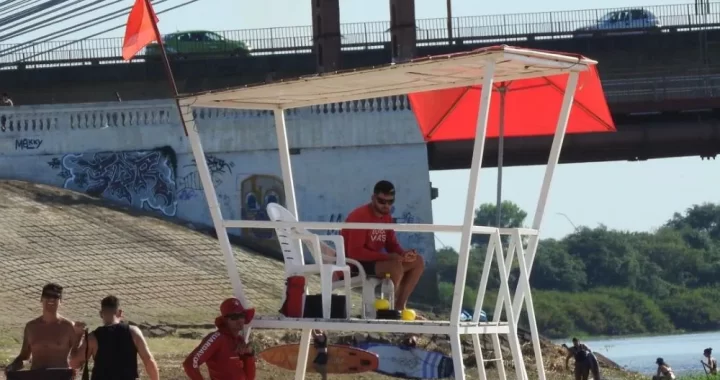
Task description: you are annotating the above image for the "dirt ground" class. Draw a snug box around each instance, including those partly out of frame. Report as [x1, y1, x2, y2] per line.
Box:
[0, 325, 642, 380]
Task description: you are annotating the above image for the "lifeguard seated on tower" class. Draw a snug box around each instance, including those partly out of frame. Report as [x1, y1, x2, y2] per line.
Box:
[340, 180, 425, 312]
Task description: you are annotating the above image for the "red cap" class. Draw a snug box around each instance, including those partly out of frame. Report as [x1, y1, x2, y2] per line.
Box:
[219, 298, 255, 324]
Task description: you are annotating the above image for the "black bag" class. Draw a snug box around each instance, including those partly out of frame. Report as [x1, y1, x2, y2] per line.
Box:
[376, 309, 402, 320]
[302, 294, 347, 319]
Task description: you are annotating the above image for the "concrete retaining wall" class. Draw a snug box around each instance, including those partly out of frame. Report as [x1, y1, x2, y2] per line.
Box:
[0, 98, 438, 261]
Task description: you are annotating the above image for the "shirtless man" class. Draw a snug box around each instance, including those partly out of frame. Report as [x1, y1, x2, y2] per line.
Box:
[4, 283, 85, 379]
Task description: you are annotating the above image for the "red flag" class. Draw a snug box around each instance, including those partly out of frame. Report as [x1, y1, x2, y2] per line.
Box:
[122, 0, 160, 60]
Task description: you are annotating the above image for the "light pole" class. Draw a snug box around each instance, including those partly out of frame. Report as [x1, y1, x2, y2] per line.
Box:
[446, 0, 452, 43]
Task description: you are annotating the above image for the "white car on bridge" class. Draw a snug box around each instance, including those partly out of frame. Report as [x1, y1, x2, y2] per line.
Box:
[575, 8, 662, 36]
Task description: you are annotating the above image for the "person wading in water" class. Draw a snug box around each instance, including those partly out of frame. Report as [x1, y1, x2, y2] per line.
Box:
[564, 337, 593, 380]
[654, 358, 676, 380]
[4, 283, 84, 380]
[70, 295, 159, 380]
[703, 348, 717, 375]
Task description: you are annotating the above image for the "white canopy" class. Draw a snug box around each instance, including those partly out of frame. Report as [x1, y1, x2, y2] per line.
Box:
[178, 45, 596, 110]
[177, 43, 603, 380]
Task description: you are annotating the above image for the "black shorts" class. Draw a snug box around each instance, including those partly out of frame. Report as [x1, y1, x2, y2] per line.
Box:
[350, 260, 376, 277]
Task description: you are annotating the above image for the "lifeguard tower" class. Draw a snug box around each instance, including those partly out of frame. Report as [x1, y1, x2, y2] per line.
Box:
[176, 45, 608, 380]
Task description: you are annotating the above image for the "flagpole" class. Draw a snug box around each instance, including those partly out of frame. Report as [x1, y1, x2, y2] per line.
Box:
[143, 0, 188, 136]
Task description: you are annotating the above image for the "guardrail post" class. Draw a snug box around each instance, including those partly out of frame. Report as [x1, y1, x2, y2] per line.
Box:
[364, 23, 368, 49]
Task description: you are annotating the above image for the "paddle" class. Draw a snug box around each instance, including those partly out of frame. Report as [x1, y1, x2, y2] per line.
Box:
[700, 360, 709, 378]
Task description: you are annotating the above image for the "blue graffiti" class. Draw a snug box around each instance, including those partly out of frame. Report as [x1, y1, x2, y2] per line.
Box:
[177, 155, 233, 201]
[325, 213, 344, 235]
[58, 151, 177, 216]
[178, 188, 199, 200]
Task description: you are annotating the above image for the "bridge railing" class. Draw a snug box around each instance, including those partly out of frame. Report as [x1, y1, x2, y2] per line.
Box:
[604, 74, 720, 103]
[1, 2, 720, 65]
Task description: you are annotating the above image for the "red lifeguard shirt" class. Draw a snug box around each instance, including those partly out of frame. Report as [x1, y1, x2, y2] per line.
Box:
[182, 317, 256, 380]
[341, 203, 405, 262]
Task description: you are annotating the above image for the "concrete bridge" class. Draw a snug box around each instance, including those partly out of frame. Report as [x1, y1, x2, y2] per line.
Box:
[3, 2, 720, 107]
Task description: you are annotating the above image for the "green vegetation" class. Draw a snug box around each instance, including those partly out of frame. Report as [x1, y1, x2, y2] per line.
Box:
[434, 201, 720, 338]
[677, 376, 717, 380]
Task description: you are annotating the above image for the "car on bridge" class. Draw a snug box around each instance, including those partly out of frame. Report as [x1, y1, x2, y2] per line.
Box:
[144, 30, 251, 58]
[574, 8, 662, 36]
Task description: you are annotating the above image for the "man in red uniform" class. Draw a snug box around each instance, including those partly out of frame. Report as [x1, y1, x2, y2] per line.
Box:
[341, 180, 425, 311]
[183, 298, 256, 380]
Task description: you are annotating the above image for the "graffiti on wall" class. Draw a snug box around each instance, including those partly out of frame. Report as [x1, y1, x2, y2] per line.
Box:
[15, 138, 43, 150]
[240, 174, 286, 240]
[325, 213, 344, 235]
[177, 155, 234, 200]
[218, 193, 236, 220]
[392, 206, 426, 251]
[46, 149, 178, 216]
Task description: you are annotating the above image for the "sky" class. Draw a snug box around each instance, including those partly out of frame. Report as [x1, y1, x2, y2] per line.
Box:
[110, 0, 692, 35]
[11, 0, 719, 250]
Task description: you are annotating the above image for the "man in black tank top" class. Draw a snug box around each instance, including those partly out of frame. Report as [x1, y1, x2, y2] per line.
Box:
[70, 296, 159, 380]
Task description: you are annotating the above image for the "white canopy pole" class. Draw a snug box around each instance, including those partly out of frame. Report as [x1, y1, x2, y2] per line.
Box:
[512, 71, 579, 318]
[510, 71, 581, 380]
[449, 60, 496, 325]
[448, 59, 496, 380]
[180, 103, 248, 306]
[496, 88, 506, 227]
[274, 109, 299, 217]
[271, 109, 311, 380]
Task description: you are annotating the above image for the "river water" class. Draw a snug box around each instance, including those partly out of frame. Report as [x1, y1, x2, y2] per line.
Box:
[573, 331, 720, 375]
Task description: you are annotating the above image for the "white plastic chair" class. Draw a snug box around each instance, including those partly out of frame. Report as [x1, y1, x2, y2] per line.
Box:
[266, 203, 352, 319]
[266, 203, 382, 319]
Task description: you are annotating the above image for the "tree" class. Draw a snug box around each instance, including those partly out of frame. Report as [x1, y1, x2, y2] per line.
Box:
[667, 203, 720, 240]
[532, 239, 587, 291]
[431, 200, 720, 339]
[472, 201, 527, 246]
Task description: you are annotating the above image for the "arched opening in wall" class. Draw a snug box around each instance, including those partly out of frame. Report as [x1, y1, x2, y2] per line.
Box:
[315, 15, 322, 38]
[391, 4, 396, 27]
[392, 36, 398, 59]
[317, 44, 324, 66]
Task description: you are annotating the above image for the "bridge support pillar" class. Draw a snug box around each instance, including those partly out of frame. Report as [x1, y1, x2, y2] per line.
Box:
[389, 0, 416, 62]
[312, 0, 341, 73]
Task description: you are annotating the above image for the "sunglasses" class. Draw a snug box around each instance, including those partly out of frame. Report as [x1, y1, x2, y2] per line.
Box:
[375, 197, 395, 205]
[225, 313, 245, 321]
[42, 293, 61, 299]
